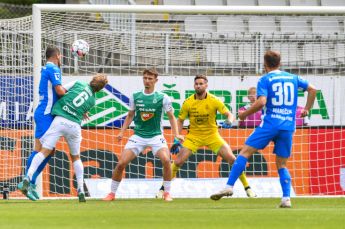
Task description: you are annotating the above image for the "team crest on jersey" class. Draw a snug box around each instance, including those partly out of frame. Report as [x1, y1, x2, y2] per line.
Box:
[141, 112, 154, 121]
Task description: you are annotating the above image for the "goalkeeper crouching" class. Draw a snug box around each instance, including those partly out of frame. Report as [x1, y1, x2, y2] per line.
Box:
[156, 74, 256, 198]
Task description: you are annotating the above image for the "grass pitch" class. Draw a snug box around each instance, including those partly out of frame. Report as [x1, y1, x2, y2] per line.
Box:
[0, 198, 344, 229]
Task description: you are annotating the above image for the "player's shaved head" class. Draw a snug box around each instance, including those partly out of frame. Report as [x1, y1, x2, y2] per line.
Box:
[46, 46, 60, 59]
[90, 74, 108, 92]
[264, 50, 281, 69]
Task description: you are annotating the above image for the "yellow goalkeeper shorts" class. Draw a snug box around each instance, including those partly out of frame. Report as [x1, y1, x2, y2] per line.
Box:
[182, 132, 228, 154]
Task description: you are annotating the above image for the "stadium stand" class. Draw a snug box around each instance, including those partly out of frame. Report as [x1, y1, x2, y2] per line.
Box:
[227, 0, 257, 6]
[217, 16, 246, 35]
[238, 43, 255, 66]
[280, 16, 310, 34]
[290, 0, 320, 6]
[163, 0, 192, 5]
[335, 43, 345, 64]
[258, 0, 288, 6]
[195, 0, 224, 6]
[248, 16, 277, 34]
[206, 43, 237, 66]
[311, 17, 341, 34]
[134, 0, 154, 4]
[303, 43, 335, 66]
[184, 16, 214, 38]
[3, 1, 345, 76]
[321, 0, 345, 6]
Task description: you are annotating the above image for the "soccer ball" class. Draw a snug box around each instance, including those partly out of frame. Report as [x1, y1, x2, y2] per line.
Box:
[71, 39, 89, 58]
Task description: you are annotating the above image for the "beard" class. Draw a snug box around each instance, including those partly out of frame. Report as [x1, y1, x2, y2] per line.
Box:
[195, 89, 205, 96]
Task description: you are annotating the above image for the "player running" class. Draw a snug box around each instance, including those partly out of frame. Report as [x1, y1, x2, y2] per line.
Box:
[210, 51, 316, 208]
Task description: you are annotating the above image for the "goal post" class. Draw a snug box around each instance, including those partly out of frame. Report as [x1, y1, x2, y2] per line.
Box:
[1, 4, 345, 199]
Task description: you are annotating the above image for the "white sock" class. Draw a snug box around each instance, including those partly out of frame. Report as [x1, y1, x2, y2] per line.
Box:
[73, 159, 84, 193]
[27, 152, 46, 180]
[163, 181, 171, 193]
[111, 180, 120, 194]
[282, 197, 290, 202]
[225, 184, 233, 189]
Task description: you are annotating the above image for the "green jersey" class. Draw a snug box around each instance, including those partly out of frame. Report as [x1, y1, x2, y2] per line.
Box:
[52, 81, 96, 125]
[131, 91, 173, 138]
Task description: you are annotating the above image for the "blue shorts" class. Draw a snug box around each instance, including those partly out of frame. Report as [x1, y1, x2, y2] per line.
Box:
[34, 113, 54, 139]
[245, 127, 294, 158]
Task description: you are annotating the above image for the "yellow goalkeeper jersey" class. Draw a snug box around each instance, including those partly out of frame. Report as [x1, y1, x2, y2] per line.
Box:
[178, 92, 229, 136]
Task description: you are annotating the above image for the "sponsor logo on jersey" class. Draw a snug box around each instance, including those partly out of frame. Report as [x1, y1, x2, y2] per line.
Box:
[194, 114, 209, 124]
[141, 112, 154, 121]
[63, 105, 77, 116]
[138, 107, 155, 112]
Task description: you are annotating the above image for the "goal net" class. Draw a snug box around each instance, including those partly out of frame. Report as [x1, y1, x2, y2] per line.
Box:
[1, 4, 345, 198]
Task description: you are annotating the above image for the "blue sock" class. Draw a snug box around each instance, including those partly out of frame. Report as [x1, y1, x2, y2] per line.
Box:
[26, 151, 38, 174]
[278, 168, 291, 198]
[31, 154, 52, 185]
[227, 155, 248, 186]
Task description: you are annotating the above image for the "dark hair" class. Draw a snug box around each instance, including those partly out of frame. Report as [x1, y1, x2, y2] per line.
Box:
[194, 74, 208, 82]
[264, 50, 281, 68]
[143, 68, 159, 78]
[90, 74, 108, 92]
[45, 46, 60, 59]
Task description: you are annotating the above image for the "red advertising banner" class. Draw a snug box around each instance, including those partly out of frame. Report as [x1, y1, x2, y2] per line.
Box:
[309, 128, 345, 195]
[1, 129, 315, 197]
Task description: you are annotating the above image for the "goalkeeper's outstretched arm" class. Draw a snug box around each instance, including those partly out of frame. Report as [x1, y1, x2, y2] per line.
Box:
[224, 111, 235, 124]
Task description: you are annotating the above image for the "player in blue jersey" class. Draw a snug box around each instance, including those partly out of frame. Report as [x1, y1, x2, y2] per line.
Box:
[17, 46, 66, 201]
[210, 51, 316, 208]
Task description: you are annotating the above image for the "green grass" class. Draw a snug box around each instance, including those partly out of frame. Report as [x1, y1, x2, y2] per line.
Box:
[0, 198, 344, 229]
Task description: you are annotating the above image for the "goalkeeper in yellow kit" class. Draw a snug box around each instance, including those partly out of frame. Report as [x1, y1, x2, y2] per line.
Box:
[157, 74, 256, 198]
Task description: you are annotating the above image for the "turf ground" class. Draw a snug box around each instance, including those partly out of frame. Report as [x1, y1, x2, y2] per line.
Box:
[1, 198, 344, 229]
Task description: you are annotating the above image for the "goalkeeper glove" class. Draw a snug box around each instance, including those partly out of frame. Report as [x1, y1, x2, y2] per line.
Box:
[170, 138, 182, 154]
[221, 120, 232, 129]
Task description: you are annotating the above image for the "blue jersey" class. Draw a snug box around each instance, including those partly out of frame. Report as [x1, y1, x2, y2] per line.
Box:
[33, 62, 62, 139]
[257, 70, 309, 131]
[34, 62, 62, 116]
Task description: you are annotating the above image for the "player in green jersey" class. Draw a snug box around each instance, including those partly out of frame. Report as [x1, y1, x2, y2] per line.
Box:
[20, 74, 108, 202]
[103, 68, 183, 202]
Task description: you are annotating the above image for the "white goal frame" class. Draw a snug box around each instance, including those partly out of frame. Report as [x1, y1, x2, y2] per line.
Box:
[31, 4, 345, 198]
